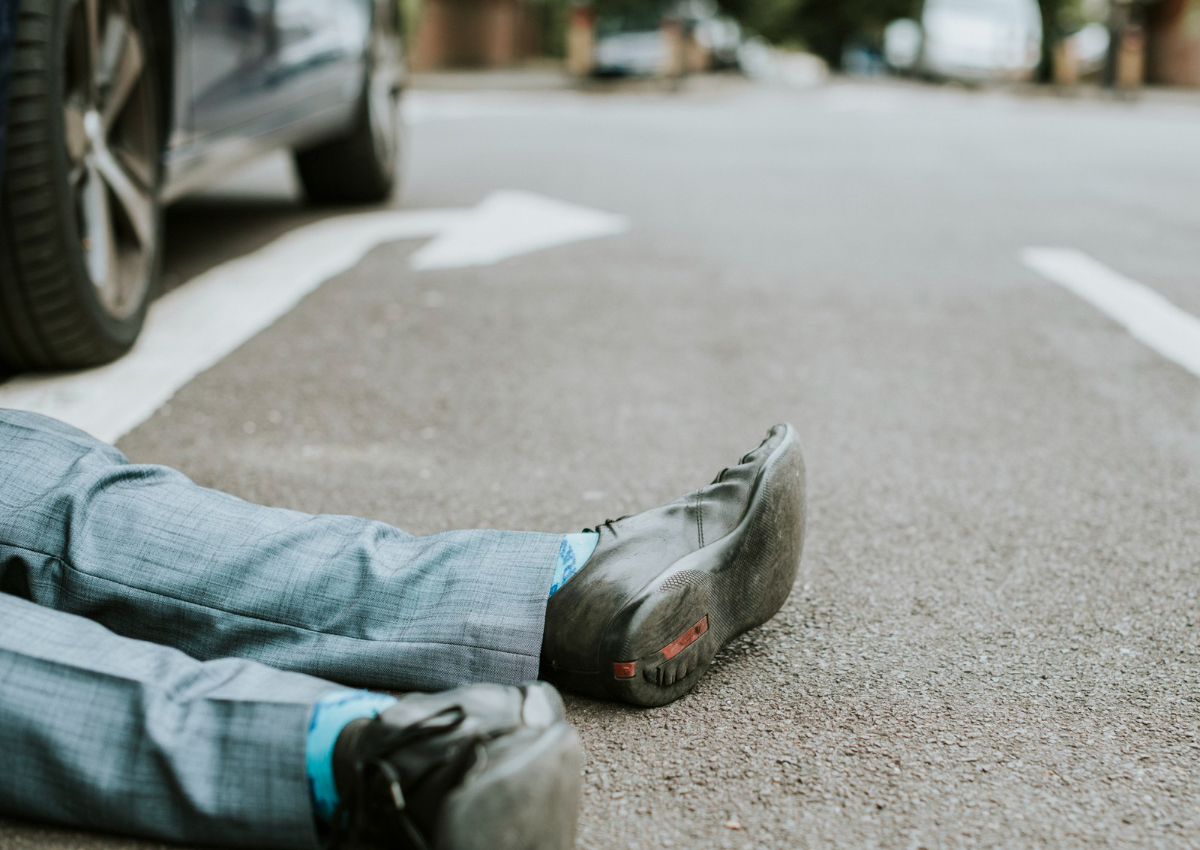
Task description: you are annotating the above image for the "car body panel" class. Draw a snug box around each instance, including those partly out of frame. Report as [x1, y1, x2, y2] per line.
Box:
[161, 0, 375, 200]
[0, 0, 385, 201]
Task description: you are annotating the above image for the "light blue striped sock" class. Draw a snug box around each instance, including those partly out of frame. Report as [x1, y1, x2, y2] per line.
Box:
[306, 690, 399, 822]
[548, 532, 599, 598]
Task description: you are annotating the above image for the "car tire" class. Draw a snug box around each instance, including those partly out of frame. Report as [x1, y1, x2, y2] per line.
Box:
[0, 0, 163, 372]
[294, 0, 403, 205]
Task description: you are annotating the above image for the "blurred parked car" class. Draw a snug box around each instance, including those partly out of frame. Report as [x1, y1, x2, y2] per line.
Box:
[593, 0, 741, 77]
[885, 0, 1043, 83]
[0, 0, 405, 371]
[594, 8, 668, 77]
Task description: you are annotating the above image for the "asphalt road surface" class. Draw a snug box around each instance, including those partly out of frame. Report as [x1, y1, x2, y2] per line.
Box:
[3, 76, 1200, 849]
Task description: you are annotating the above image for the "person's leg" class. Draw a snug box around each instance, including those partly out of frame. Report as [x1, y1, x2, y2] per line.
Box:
[0, 592, 582, 849]
[0, 407, 808, 709]
[0, 409, 561, 691]
[0, 591, 334, 848]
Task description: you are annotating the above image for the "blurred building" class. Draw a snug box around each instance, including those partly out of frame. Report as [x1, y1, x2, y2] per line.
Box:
[1146, 0, 1200, 85]
[409, 0, 559, 69]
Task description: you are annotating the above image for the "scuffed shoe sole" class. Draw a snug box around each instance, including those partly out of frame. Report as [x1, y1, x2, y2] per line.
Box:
[597, 424, 806, 707]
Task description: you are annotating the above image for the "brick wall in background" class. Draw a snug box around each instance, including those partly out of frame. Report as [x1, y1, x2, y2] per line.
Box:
[411, 0, 543, 69]
[1148, 0, 1200, 85]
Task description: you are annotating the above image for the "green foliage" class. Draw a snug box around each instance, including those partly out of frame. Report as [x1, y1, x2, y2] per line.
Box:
[713, 0, 1104, 67]
[399, 0, 424, 51]
[590, 0, 676, 32]
[528, 0, 574, 57]
[716, 0, 919, 63]
[592, 0, 673, 14]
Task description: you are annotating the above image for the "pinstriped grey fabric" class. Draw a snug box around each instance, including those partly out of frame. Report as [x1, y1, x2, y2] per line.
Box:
[0, 592, 337, 848]
[0, 409, 561, 691]
[0, 408, 562, 845]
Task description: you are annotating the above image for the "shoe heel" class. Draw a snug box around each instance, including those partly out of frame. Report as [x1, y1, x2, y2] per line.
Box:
[600, 427, 806, 708]
[601, 569, 718, 707]
[437, 723, 582, 850]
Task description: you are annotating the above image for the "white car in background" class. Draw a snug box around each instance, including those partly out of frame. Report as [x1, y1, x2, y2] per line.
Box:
[886, 0, 1044, 83]
[594, 27, 666, 76]
[593, 0, 742, 77]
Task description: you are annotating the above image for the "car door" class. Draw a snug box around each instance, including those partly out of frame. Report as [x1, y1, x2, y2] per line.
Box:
[184, 0, 366, 141]
[185, 0, 277, 138]
[270, 0, 368, 113]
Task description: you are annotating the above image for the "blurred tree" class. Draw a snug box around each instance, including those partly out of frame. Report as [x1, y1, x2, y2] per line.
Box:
[591, 0, 670, 12]
[400, 0, 424, 52]
[1036, 0, 1066, 79]
[715, 0, 1116, 75]
[715, 0, 918, 65]
[591, 0, 675, 27]
[1035, 0, 1114, 82]
[530, 0, 573, 57]
[715, 0, 804, 46]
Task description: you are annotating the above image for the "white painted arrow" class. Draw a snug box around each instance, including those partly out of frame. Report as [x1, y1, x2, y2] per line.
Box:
[0, 192, 629, 443]
[410, 190, 629, 271]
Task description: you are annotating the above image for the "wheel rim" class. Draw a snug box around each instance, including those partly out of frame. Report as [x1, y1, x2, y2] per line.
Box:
[63, 0, 156, 321]
[366, 11, 401, 176]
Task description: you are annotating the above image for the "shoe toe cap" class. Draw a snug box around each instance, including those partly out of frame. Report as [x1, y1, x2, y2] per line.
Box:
[519, 680, 568, 728]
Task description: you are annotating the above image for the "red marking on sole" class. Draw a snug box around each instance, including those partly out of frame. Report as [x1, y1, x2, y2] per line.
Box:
[613, 661, 637, 679]
[659, 616, 709, 661]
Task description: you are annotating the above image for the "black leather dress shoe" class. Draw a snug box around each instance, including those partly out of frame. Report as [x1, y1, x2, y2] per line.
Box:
[541, 424, 806, 707]
[330, 682, 582, 850]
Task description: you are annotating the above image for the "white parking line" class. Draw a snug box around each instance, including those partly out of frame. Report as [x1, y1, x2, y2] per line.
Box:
[0, 192, 629, 444]
[0, 209, 463, 444]
[1022, 247, 1200, 379]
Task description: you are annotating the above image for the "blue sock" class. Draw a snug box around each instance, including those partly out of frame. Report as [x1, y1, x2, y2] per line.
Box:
[306, 690, 399, 823]
[548, 532, 598, 598]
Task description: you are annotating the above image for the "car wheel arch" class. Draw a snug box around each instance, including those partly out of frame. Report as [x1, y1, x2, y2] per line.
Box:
[145, 0, 174, 175]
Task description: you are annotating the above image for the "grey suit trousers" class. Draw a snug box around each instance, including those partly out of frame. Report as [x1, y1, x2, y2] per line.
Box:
[0, 409, 561, 848]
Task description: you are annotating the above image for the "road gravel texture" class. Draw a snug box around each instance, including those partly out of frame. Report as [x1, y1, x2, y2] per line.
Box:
[2, 79, 1199, 849]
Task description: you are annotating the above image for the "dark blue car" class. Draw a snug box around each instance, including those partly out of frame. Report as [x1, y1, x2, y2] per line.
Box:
[0, 0, 404, 370]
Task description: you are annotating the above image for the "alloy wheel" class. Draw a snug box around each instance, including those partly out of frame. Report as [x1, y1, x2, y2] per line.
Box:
[62, 0, 156, 321]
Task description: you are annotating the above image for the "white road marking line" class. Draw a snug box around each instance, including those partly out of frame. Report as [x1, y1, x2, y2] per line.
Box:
[0, 209, 464, 444]
[1022, 247, 1200, 379]
[0, 192, 632, 443]
[410, 190, 629, 271]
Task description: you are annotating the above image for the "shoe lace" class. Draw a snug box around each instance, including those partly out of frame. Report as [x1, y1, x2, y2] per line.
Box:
[583, 515, 630, 534]
[581, 452, 750, 535]
[584, 469, 731, 534]
[326, 706, 467, 850]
